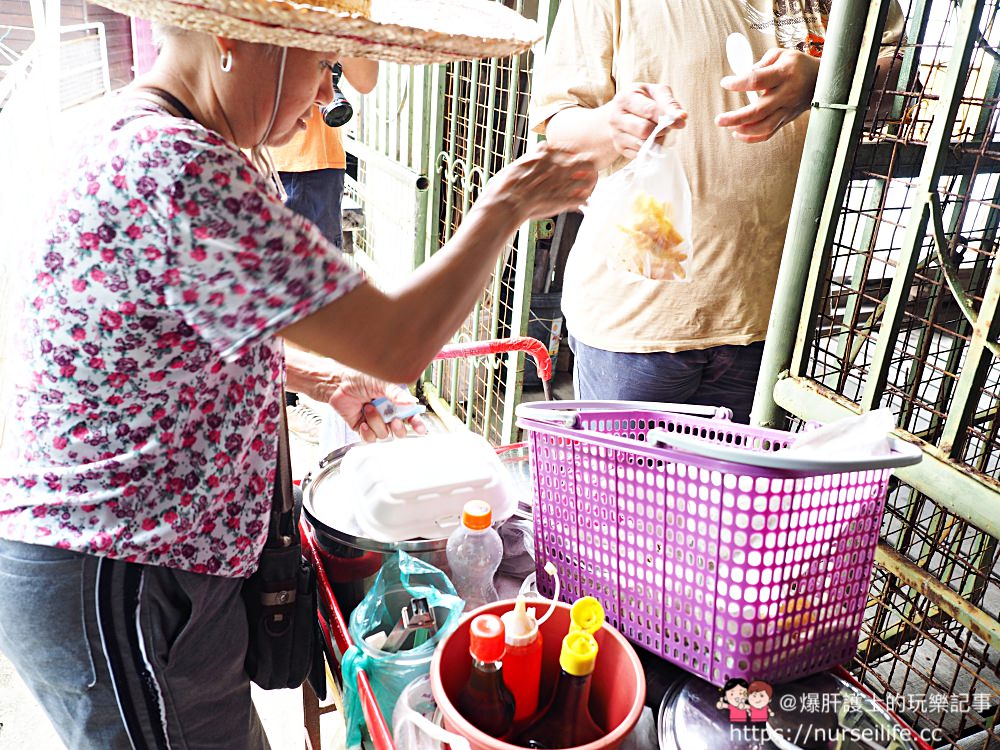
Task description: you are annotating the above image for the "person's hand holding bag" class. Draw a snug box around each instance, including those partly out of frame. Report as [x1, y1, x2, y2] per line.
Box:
[606, 83, 689, 160]
[581, 114, 694, 282]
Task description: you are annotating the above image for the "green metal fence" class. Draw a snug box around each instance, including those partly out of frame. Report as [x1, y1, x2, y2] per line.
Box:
[344, 0, 550, 447]
[756, 0, 1000, 745]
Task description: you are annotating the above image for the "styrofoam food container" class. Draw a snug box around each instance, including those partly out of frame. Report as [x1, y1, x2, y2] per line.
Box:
[340, 432, 516, 542]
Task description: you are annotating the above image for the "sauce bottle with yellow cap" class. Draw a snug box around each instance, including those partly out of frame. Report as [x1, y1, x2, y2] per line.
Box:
[446, 500, 503, 612]
[513, 630, 604, 748]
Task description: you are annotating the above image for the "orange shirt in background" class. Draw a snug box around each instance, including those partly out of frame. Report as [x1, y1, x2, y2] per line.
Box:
[269, 106, 346, 173]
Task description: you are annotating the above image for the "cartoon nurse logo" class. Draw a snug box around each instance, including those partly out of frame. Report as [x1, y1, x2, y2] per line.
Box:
[718, 678, 774, 724]
[747, 680, 775, 723]
[716, 678, 750, 723]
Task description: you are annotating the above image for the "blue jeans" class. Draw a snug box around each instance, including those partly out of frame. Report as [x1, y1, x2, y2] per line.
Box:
[570, 337, 765, 424]
[279, 168, 345, 249]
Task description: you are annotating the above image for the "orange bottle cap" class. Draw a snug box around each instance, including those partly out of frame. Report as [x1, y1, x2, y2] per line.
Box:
[462, 500, 493, 531]
[469, 614, 506, 663]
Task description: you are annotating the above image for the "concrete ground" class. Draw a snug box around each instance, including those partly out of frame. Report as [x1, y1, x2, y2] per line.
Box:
[0, 653, 344, 749]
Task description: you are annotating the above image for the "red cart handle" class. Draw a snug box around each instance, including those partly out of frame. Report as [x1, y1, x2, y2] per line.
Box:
[358, 669, 396, 750]
[434, 337, 553, 384]
[301, 519, 352, 657]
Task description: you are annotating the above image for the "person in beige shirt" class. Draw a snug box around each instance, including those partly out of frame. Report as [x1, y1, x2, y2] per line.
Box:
[530, 0, 902, 423]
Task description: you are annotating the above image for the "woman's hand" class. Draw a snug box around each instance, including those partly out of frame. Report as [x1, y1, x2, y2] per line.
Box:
[284, 342, 427, 441]
[605, 83, 688, 160]
[715, 48, 820, 143]
[321, 372, 428, 443]
[481, 143, 598, 227]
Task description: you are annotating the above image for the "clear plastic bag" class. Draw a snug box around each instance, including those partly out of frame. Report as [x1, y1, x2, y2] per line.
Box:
[341, 551, 465, 749]
[497, 517, 535, 577]
[392, 675, 472, 750]
[589, 115, 693, 281]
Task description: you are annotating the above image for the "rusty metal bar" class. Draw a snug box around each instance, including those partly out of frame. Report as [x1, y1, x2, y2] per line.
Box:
[875, 542, 1000, 653]
[772, 374, 1000, 539]
[936, 218, 1000, 454]
[753, 0, 891, 427]
[859, 0, 987, 413]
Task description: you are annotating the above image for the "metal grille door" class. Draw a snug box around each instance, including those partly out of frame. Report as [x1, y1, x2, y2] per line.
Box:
[348, 0, 551, 446]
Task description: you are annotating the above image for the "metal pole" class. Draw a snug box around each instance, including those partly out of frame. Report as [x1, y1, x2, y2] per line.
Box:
[752, 0, 887, 427]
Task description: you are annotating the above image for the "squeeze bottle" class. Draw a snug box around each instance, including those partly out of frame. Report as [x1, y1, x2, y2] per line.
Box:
[500, 596, 543, 722]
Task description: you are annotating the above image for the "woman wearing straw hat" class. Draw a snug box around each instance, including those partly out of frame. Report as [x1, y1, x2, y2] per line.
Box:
[0, 0, 596, 746]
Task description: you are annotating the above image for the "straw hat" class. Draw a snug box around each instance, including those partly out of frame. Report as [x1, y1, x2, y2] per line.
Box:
[92, 0, 542, 65]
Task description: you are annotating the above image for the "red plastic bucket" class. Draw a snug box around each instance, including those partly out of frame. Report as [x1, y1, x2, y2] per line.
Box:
[430, 600, 645, 750]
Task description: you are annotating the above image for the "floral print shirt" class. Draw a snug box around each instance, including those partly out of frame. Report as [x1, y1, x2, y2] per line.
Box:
[0, 98, 364, 577]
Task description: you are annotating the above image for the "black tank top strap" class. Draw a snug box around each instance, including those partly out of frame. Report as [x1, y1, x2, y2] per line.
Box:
[131, 86, 196, 122]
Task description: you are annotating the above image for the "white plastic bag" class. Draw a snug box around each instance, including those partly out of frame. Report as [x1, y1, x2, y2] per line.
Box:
[587, 115, 693, 281]
[780, 408, 896, 459]
[392, 675, 471, 750]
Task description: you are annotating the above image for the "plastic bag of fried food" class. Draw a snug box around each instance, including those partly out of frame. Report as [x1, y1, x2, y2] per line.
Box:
[610, 192, 689, 280]
[595, 115, 692, 281]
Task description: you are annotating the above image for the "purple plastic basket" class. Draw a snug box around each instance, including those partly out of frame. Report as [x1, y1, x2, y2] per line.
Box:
[516, 401, 922, 687]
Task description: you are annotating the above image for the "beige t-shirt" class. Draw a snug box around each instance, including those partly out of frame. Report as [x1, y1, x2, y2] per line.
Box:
[530, 0, 902, 353]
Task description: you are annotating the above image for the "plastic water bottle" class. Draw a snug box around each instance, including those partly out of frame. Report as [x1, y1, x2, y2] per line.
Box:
[446, 500, 502, 612]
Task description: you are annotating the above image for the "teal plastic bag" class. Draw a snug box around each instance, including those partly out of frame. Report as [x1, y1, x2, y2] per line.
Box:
[342, 551, 465, 749]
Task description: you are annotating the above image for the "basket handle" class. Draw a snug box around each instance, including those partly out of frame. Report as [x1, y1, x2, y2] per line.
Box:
[514, 414, 923, 474]
[515, 400, 732, 427]
[648, 428, 924, 472]
[435, 337, 553, 383]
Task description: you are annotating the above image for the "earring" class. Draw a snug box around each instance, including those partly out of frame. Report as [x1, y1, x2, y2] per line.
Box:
[220, 50, 233, 73]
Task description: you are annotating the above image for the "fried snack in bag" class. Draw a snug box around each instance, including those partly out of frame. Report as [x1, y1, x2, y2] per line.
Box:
[615, 192, 688, 280]
[589, 115, 693, 282]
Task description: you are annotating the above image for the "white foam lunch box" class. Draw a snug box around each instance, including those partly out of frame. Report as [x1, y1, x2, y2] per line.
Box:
[339, 432, 517, 542]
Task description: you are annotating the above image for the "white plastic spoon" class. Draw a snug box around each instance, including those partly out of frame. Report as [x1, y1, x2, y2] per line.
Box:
[726, 32, 759, 104]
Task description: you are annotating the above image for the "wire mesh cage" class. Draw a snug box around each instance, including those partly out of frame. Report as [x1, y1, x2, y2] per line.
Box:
[811, 0, 1000, 479]
[345, 0, 548, 446]
[776, 0, 1000, 746]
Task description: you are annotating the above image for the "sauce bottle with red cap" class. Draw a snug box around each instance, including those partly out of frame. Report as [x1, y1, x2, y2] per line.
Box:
[457, 614, 516, 739]
[500, 595, 544, 723]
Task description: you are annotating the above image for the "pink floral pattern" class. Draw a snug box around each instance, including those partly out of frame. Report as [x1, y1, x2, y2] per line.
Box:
[0, 99, 363, 576]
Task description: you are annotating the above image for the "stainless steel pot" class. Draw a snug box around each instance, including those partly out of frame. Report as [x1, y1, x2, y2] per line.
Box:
[301, 440, 533, 616]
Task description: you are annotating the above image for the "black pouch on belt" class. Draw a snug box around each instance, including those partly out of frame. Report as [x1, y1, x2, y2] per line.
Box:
[242, 399, 325, 695]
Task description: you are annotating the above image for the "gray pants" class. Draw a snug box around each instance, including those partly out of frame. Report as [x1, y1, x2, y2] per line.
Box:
[0, 538, 270, 749]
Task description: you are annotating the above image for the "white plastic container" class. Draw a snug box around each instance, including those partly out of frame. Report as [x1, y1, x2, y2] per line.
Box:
[341, 432, 516, 542]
